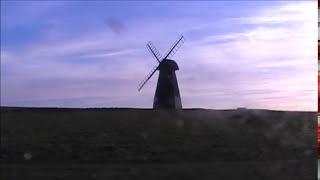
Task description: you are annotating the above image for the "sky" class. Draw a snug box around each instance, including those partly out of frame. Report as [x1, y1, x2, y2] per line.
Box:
[0, 1, 317, 111]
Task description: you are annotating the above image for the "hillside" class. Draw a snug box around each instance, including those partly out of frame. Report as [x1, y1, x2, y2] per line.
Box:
[1, 107, 317, 180]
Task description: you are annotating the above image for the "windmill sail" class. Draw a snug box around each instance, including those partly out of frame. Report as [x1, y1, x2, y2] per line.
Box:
[163, 35, 185, 59]
[147, 41, 162, 63]
[137, 65, 158, 91]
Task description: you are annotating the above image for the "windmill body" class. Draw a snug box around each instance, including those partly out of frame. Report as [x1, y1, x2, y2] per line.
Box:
[154, 59, 182, 109]
[138, 35, 185, 109]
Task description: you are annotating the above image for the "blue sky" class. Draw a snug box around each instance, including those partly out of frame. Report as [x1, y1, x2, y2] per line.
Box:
[1, 1, 317, 111]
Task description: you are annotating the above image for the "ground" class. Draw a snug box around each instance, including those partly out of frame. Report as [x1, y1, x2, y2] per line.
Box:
[0, 107, 317, 180]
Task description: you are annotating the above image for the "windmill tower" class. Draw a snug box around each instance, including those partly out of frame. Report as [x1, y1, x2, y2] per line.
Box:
[138, 35, 185, 109]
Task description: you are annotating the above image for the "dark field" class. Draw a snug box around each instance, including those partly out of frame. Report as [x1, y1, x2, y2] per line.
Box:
[0, 107, 317, 180]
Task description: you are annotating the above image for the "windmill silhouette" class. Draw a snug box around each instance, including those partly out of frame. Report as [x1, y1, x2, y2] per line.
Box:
[138, 35, 185, 109]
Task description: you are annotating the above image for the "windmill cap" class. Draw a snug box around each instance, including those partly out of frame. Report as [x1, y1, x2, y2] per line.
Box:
[158, 59, 179, 71]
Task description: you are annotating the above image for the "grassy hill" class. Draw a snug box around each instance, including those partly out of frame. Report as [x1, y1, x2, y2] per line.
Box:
[1, 107, 317, 180]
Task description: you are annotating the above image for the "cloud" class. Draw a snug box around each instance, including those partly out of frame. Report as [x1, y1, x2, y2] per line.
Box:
[237, 2, 315, 25]
[104, 17, 127, 35]
[80, 49, 139, 59]
[177, 1, 316, 111]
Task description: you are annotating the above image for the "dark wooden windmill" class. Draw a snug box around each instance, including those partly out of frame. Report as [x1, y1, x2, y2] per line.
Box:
[138, 35, 185, 109]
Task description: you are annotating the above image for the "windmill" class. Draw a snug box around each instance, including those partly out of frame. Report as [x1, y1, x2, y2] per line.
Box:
[138, 35, 185, 109]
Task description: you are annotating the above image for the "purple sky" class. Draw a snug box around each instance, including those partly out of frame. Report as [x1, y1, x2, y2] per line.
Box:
[1, 1, 317, 111]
